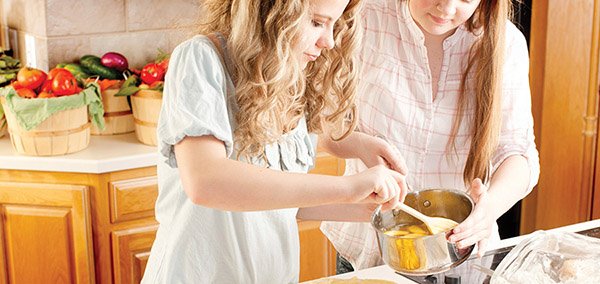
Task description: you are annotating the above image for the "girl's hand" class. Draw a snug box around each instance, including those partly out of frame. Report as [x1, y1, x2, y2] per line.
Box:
[448, 178, 495, 257]
[347, 165, 409, 211]
[357, 135, 408, 175]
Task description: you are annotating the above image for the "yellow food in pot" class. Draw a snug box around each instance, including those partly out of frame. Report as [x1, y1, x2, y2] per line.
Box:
[384, 223, 430, 238]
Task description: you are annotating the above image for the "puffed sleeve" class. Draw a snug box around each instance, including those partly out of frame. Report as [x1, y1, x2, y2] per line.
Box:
[157, 36, 234, 168]
[491, 22, 540, 193]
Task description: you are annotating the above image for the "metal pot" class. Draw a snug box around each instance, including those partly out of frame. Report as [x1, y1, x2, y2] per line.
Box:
[371, 189, 475, 276]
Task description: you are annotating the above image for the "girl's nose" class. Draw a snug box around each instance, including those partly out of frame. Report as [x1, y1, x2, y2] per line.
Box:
[437, 0, 457, 16]
[317, 28, 335, 50]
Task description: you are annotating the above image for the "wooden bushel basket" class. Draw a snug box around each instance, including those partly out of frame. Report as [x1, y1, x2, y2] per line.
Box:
[0, 115, 6, 138]
[131, 90, 162, 146]
[0, 97, 90, 156]
[91, 86, 134, 135]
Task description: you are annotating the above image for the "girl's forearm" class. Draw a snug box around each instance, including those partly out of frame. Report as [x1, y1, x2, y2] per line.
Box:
[175, 136, 358, 211]
[297, 203, 378, 222]
[181, 157, 355, 211]
[319, 131, 370, 159]
[487, 155, 531, 220]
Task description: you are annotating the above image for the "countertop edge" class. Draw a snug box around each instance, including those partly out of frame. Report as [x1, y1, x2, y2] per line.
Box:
[0, 152, 158, 174]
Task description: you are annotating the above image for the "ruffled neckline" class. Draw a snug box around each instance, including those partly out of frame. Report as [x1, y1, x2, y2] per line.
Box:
[258, 118, 316, 172]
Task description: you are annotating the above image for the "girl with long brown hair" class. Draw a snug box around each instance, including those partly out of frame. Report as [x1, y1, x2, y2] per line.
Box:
[321, 0, 540, 272]
[141, 0, 409, 282]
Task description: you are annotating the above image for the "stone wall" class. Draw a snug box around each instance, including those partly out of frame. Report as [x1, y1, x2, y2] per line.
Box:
[0, 0, 201, 70]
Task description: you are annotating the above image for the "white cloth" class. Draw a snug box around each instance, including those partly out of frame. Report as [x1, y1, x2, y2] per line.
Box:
[141, 35, 317, 283]
[321, 0, 539, 270]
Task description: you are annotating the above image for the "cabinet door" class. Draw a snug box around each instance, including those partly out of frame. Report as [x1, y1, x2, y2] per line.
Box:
[0, 182, 94, 284]
[111, 225, 158, 284]
[298, 220, 336, 282]
[310, 152, 345, 176]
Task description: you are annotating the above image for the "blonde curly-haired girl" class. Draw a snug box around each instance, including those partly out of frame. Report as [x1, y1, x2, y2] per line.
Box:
[141, 0, 409, 282]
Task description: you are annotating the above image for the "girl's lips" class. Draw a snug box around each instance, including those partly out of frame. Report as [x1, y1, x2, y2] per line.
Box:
[429, 13, 450, 25]
[305, 54, 319, 61]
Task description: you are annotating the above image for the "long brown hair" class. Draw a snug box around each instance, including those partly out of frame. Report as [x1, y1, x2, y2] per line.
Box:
[199, 0, 361, 160]
[448, 0, 513, 185]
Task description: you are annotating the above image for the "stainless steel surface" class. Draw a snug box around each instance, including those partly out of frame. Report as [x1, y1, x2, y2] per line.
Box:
[371, 189, 475, 276]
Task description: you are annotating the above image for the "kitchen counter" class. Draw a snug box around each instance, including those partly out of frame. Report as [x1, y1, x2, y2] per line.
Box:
[0, 133, 157, 173]
[314, 219, 600, 283]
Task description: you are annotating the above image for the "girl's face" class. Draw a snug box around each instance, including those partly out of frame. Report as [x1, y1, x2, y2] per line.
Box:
[296, 0, 350, 69]
[409, 0, 481, 38]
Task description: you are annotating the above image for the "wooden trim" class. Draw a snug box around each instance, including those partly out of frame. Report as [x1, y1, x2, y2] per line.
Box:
[521, 0, 548, 234]
[591, 0, 600, 221]
[582, 0, 600, 225]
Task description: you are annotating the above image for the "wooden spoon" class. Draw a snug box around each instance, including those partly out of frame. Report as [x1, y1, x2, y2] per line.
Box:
[394, 203, 458, 235]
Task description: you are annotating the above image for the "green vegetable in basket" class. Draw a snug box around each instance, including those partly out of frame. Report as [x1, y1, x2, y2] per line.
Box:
[115, 74, 141, 97]
[80, 55, 122, 80]
[62, 63, 91, 85]
[0, 53, 21, 87]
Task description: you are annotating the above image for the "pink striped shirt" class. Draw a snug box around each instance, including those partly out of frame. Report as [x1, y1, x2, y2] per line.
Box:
[321, 0, 539, 270]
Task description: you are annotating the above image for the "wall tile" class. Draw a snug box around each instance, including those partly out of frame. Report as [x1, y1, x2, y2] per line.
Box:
[127, 0, 200, 31]
[46, 0, 126, 36]
[46, 36, 91, 68]
[4, 0, 47, 36]
[89, 31, 170, 68]
[17, 31, 49, 70]
[168, 27, 197, 52]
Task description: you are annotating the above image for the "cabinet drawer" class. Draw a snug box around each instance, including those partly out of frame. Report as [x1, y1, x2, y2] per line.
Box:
[109, 176, 158, 223]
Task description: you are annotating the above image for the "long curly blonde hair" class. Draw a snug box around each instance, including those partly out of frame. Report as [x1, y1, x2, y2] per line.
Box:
[199, 0, 361, 160]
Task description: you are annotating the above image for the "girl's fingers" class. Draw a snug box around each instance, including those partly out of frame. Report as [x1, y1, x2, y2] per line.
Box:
[374, 182, 390, 204]
[451, 212, 484, 241]
[382, 145, 408, 175]
[380, 177, 399, 210]
[386, 169, 408, 203]
[476, 238, 489, 258]
[456, 229, 489, 249]
[388, 175, 401, 208]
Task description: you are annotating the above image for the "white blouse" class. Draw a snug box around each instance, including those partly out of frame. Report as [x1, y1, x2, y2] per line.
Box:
[142, 35, 316, 283]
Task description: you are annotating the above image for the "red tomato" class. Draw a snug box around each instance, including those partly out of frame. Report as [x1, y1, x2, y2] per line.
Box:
[39, 80, 53, 93]
[11, 80, 24, 90]
[17, 67, 47, 90]
[51, 71, 79, 96]
[16, 88, 36, 99]
[140, 63, 166, 85]
[47, 68, 70, 80]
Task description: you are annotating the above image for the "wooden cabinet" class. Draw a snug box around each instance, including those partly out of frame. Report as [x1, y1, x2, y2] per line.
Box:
[298, 221, 337, 282]
[522, 0, 600, 233]
[111, 225, 157, 284]
[0, 182, 94, 284]
[299, 151, 346, 282]
[0, 151, 344, 283]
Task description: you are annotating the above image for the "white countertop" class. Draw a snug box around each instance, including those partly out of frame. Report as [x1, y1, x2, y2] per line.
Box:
[316, 219, 600, 283]
[0, 133, 158, 173]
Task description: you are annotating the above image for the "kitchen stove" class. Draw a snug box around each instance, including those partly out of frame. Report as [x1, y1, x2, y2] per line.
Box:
[403, 227, 600, 284]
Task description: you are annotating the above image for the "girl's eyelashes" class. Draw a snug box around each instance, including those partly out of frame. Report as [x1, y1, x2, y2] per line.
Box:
[311, 20, 325, 28]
